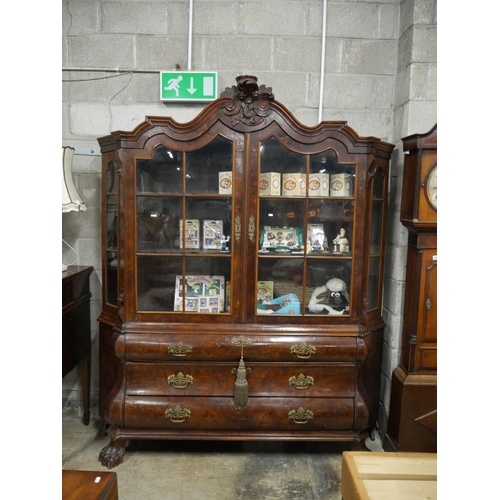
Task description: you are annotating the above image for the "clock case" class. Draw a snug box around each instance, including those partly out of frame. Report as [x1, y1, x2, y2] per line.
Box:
[385, 124, 437, 452]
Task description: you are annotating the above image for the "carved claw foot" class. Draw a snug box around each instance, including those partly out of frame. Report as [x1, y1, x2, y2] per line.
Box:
[98, 438, 126, 469]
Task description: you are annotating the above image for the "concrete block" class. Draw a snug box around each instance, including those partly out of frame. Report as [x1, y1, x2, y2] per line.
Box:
[382, 310, 404, 351]
[399, 0, 414, 37]
[412, 25, 437, 63]
[311, 74, 378, 109]
[309, 2, 377, 39]
[62, 36, 69, 68]
[384, 241, 408, 283]
[102, 2, 169, 34]
[63, 207, 101, 239]
[76, 173, 100, 209]
[321, 109, 393, 143]
[68, 35, 135, 69]
[205, 37, 272, 70]
[397, 28, 412, 71]
[166, 1, 189, 35]
[378, 3, 400, 40]
[257, 71, 308, 107]
[407, 100, 437, 136]
[292, 107, 323, 128]
[65, 71, 110, 103]
[375, 76, 395, 108]
[379, 369, 393, 412]
[239, 2, 307, 36]
[70, 102, 111, 136]
[108, 73, 161, 104]
[409, 63, 429, 100]
[344, 40, 398, 75]
[414, 0, 437, 25]
[394, 64, 411, 107]
[275, 38, 322, 73]
[385, 214, 408, 246]
[63, 0, 99, 35]
[136, 35, 203, 70]
[382, 275, 406, 315]
[427, 64, 437, 100]
[71, 153, 101, 175]
[194, 1, 238, 35]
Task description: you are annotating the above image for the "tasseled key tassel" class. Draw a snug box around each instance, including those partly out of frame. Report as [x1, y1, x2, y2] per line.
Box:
[232, 356, 249, 409]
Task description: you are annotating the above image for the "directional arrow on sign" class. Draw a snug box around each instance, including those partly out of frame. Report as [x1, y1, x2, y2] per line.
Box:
[187, 77, 197, 95]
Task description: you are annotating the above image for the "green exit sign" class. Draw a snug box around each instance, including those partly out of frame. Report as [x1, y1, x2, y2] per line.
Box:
[160, 71, 218, 101]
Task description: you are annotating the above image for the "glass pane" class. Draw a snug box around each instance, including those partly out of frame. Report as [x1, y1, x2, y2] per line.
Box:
[306, 260, 351, 315]
[307, 200, 354, 255]
[260, 138, 307, 197]
[310, 151, 355, 198]
[106, 251, 118, 306]
[137, 196, 182, 252]
[259, 198, 306, 254]
[370, 200, 383, 254]
[136, 146, 182, 194]
[184, 198, 232, 252]
[107, 161, 117, 194]
[367, 256, 380, 310]
[373, 168, 384, 199]
[181, 257, 231, 313]
[257, 258, 304, 315]
[186, 136, 233, 194]
[137, 256, 181, 311]
[106, 195, 118, 249]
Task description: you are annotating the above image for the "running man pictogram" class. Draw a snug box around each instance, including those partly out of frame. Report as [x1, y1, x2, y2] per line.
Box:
[164, 75, 183, 97]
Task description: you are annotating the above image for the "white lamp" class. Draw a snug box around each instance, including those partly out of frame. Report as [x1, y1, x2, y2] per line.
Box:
[62, 146, 87, 271]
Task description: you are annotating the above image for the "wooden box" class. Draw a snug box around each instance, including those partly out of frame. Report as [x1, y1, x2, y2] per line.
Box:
[341, 452, 437, 500]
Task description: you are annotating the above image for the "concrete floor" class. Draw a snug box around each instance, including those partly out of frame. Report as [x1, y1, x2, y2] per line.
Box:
[62, 417, 383, 499]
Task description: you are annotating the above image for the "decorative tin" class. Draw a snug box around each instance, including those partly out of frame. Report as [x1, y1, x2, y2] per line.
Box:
[330, 173, 353, 197]
[260, 172, 281, 196]
[282, 173, 306, 196]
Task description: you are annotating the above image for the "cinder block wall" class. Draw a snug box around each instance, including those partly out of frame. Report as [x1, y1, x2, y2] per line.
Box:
[62, 0, 437, 435]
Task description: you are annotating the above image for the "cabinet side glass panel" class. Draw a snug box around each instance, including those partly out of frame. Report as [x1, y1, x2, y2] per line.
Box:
[367, 168, 385, 311]
[105, 159, 118, 306]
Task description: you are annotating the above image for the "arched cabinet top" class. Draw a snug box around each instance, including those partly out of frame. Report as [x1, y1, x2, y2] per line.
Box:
[98, 75, 394, 159]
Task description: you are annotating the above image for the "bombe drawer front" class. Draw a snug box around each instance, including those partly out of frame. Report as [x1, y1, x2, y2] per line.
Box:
[124, 333, 358, 362]
[126, 362, 356, 397]
[124, 396, 354, 430]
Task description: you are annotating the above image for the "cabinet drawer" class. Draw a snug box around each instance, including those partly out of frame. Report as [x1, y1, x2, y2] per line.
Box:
[126, 362, 356, 398]
[125, 333, 358, 362]
[124, 396, 354, 431]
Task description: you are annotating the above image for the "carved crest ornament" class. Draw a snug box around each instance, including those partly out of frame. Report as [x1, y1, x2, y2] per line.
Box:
[221, 75, 275, 126]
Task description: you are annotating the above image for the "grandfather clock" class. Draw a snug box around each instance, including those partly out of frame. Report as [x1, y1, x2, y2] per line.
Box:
[385, 124, 437, 452]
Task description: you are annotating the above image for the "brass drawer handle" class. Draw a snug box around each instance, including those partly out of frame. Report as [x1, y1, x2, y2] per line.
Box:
[288, 407, 314, 424]
[289, 374, 314, 390]
[168, 342, 193, 357]
[165, 405, 191, 423]
[290, 343, 316, 359]
[167, 372, 194, 389]
[231, 335, 253, 348]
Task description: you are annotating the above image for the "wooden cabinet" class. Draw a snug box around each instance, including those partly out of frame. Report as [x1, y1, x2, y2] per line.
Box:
[62, 266, 93, 425]
[385, 124, 437, 452]
[97, 75, 394, 468]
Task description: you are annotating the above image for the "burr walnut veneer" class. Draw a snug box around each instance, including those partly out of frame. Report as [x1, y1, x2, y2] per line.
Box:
[97, 75, 394, 468]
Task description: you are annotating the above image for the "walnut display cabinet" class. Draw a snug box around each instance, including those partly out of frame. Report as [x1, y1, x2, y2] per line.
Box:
[385, 124, 437, 452]
[97, 75, 394, 468]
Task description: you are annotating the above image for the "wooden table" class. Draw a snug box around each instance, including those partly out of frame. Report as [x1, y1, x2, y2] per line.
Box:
[341, 452, 437, 500]
[62, 266, 93, 425]
[62, 470, 118, 500]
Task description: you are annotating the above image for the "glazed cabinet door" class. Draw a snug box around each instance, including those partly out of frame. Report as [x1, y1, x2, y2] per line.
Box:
[122, 129, 245, 322]
[244, 130, 359, 321]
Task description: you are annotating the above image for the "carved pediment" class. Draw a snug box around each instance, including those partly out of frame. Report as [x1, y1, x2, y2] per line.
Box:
[221, 75, 275, 126]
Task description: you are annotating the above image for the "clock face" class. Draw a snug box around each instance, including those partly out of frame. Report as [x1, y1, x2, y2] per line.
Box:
[425, 164, 437, 210]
